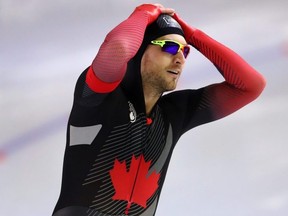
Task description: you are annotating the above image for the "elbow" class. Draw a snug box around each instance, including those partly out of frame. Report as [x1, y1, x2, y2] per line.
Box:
[256, 74, 266, 94]
[249, 73, 267, 99]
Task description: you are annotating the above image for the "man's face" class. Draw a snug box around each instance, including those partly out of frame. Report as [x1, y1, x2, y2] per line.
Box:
[141, 34, 188, 93]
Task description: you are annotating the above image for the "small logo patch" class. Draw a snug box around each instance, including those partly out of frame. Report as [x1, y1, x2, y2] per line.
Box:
[163, 16, 170, 25]
[128, 101, 137, 123]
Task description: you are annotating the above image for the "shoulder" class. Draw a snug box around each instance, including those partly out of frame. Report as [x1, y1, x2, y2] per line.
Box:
[160, 89, 204, 107]
[157, 88, 205, 124]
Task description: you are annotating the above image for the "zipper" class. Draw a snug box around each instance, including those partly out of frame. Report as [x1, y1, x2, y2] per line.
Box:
[125, 154, 144, 215]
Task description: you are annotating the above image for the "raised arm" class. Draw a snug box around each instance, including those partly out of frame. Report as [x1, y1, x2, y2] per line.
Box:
[173, 13, 266, 119]
[86, 4, 175, 93]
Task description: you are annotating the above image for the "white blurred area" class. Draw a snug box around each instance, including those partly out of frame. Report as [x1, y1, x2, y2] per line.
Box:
[1, 0, 288, 215]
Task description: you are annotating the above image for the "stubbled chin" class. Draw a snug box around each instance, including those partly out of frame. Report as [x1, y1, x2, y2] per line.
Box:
[166, 80, 178, 91]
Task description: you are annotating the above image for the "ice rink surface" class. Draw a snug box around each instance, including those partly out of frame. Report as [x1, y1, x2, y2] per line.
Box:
[1, 0, 288, 215]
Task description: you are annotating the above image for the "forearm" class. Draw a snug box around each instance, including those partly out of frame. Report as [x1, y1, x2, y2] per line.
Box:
[190, 29, 266, 96]
[92, 10, 149, 82]
[192, 29, 266, 118]
[86, 11, 149, 93]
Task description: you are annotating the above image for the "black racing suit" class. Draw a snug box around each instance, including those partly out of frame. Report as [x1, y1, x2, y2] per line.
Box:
[53, 6, 265, 216]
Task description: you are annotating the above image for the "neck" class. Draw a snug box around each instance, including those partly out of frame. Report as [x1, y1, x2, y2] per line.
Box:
[143, 87, 162, 116]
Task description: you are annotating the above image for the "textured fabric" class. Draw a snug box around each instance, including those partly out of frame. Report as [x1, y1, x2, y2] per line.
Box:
[189, 29, 265, 119]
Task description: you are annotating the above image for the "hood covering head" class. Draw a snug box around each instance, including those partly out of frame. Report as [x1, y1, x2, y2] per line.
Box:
[120, 14, 184, 112]
[144, 14, 185, 42]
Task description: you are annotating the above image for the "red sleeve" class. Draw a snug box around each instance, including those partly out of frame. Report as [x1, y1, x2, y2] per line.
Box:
[191, 30, 266, 119]
[86, 10, 151, 93]
[85, 67, 121, 93]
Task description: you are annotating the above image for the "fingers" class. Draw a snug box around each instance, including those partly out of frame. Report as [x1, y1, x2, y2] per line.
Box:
[161, 7, 175, 16]
[153, 3, 175, 16]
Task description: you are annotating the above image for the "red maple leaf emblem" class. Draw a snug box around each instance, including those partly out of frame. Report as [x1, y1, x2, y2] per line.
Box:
[109, 154, 160, 215]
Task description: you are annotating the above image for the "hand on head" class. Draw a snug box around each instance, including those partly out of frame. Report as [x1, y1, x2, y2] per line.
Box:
[133, 4, 196, 43]
[153, 3, 175, 16]
[133, 4, 175, 25]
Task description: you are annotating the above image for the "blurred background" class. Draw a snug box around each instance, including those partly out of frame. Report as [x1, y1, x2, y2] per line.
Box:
[1, 0, 287, 215]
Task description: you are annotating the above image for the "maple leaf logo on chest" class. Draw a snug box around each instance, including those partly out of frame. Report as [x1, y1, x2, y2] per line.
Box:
[109, 154, 160, 215]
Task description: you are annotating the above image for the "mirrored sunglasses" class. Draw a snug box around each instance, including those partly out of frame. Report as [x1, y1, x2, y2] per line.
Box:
[151, 40, 190, 58]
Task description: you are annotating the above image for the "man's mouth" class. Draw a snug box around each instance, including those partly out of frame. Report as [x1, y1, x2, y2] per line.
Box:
[167, 70, 179, 75]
